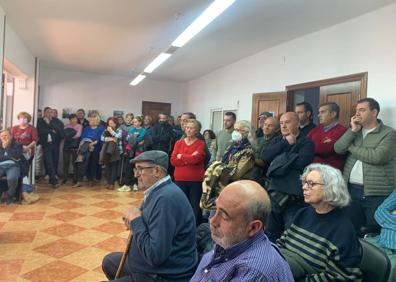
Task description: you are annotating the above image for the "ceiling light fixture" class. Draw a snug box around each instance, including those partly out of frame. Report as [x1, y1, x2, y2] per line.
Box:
[130, 74, 146, 86]
[144, 52, 172, 73]
[172, 0, 236, 47]
[130, 0, 236, 86]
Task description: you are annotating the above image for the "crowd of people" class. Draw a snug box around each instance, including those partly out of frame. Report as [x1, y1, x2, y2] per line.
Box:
[1, 97, 395, 281]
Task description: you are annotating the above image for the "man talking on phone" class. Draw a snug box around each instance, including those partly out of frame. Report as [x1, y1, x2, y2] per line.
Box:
[335, 98, 396, 235]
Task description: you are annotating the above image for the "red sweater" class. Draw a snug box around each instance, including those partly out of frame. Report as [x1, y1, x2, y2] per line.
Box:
[171, 138, 206, 182]
[307, 123, 347, 170]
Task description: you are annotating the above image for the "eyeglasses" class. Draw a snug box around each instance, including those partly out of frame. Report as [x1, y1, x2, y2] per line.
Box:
[133, 166, 155, 175]
[302, 180, 325, 189]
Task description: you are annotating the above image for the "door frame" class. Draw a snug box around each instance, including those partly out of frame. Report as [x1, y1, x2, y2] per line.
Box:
[285, 72, 368, 111]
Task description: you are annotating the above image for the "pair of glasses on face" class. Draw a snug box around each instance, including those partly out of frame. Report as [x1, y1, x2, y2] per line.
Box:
[302, 180, 325, 189]
[133, 166, 155, 175]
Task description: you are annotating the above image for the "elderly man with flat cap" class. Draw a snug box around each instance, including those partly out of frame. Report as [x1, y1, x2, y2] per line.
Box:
[102, 150, 198, 282]
[191, 180, 294, 282]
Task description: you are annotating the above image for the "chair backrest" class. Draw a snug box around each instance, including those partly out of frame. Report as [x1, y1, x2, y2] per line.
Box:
[359, 238, 391, 282]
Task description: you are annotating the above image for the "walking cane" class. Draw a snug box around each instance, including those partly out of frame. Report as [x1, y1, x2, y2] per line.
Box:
[115, 231, 133, 279]
[119, 154, 126, 185]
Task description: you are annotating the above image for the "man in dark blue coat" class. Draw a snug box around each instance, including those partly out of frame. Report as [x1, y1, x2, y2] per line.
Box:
[102, 150, 198, 282]
[260, 112, 314, 242]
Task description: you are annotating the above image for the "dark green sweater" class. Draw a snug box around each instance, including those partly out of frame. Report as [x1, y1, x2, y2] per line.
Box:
[334, 120, 396, 196]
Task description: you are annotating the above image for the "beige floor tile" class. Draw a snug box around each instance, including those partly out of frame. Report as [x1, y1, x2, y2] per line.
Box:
[19, 252, 56, 275]
[66, 229, 111, 246]
[61, 247, 109, 270]
[30, 231, 61, 248]
[69, 270, 107, 282]
[70, 215, 108, 228]
[0, 244, 32, 260]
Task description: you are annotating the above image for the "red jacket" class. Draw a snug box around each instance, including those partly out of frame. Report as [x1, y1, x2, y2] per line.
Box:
[307, 123, 347, 170]
[171, 138, 206, 182]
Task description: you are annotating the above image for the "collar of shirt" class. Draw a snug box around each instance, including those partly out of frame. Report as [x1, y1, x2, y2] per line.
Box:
[211, 231, 265, 263]
[324, 121, 339, 132]
[143, 175, 171, 204]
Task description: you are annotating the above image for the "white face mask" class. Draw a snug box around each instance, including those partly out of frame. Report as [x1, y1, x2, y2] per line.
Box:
[231, 130, 242, 142]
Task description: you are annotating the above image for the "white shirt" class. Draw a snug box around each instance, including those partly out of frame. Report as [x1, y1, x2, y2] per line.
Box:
[349, 127, 377, 185]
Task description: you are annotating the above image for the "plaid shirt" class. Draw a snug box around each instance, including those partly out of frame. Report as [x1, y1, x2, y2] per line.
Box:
[191, 231, 293, 282]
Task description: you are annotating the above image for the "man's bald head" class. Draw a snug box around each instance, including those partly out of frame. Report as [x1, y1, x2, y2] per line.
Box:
[280, 112, 300, 136]
[221, 180, 271, 227]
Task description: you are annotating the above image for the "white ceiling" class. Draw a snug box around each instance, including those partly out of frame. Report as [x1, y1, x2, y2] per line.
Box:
[1, 0, 395, 82]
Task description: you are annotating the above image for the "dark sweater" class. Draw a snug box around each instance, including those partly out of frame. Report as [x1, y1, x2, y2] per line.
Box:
[0, 141, 23, 162]
[299, 122, 316, 137]
[261, 134, 314, 196]
[128, 177, 198, 280]
[277, 206, 362, 281]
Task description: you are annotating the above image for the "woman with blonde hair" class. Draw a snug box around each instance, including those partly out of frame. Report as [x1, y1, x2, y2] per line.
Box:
[221, 120, 255, 180]
[74, 114, 104, 187]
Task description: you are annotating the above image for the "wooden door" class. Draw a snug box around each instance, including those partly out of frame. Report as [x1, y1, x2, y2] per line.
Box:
[142, 101, 171, 122]
[320, 81, 362, 128]
[251, 91, 286, 129]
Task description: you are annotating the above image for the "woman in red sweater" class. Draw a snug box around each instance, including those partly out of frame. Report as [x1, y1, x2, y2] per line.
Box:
[171, 119, 206, 225]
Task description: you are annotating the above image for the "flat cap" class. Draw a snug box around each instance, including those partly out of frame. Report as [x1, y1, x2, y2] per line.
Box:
[130, 150, 168, 170]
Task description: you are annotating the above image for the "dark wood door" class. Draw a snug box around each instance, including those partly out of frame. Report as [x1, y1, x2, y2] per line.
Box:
[142, 101, 171, 122]
[251, 91, 286, 129]
[319, 81, 362, 128]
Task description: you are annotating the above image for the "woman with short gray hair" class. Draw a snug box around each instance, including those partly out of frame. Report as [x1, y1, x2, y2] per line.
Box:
[276, 163, 362, 281]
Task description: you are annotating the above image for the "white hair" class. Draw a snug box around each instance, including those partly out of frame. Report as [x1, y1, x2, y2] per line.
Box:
[301, 163, 350, 208]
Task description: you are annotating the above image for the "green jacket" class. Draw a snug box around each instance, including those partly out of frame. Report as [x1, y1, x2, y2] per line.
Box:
[334, 120, 396, 196]
[215, 129, 232, 161]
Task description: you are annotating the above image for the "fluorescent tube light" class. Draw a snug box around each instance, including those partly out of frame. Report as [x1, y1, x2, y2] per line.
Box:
[144, 53, 172, 73]
[130, 74, 146, 86]
[172, 0, 236, 48]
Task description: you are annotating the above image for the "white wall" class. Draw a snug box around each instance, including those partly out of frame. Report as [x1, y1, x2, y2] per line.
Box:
[186, 3, 396, 130]
[5, 23, 35, 77]
[4, 22, 36, 126]
[39, 67, 187, 122]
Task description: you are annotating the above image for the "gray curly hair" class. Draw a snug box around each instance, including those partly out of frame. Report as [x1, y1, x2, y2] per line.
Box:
[301, 163, 350, 208]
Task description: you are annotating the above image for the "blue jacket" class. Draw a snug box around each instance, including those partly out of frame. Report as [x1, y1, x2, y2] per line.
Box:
[128, 177, 198, 280]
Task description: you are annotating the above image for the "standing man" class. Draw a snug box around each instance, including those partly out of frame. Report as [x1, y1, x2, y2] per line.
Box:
[261, 112, 314, 241]
[335, 98, 396, 234]
[50, 108, 64, 176]
[255, 111, 273, 138]
[151, 113, 175, 155]
[76, 109, 89, 128]
[37, 107, 62, 188]
[191, 180, 294, 281]
[253, 117, 280, 187]
[215, 112, 236, 161]
[102, 151, 198, 281]
[295, 102, 316, 136]
[307, 102, 347, 170]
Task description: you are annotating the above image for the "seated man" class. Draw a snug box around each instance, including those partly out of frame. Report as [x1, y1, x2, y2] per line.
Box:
[277, 164, 362, 281]
[102, 150, 198, 281]
[191, 180, 294, 282]
[0, 129, 22, 204]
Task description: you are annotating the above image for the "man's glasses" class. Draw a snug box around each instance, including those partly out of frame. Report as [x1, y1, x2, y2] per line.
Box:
[133, 166, 155, 174]
[302, 180, 325, 189]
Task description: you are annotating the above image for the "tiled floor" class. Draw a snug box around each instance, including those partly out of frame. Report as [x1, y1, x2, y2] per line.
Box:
[0, 181, 143, 281]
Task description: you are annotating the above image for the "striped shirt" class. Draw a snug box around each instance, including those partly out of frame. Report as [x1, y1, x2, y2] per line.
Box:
[375, 189, 396, 250]
[191, 230, 294, 282]
[277, 206, 362, 281]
